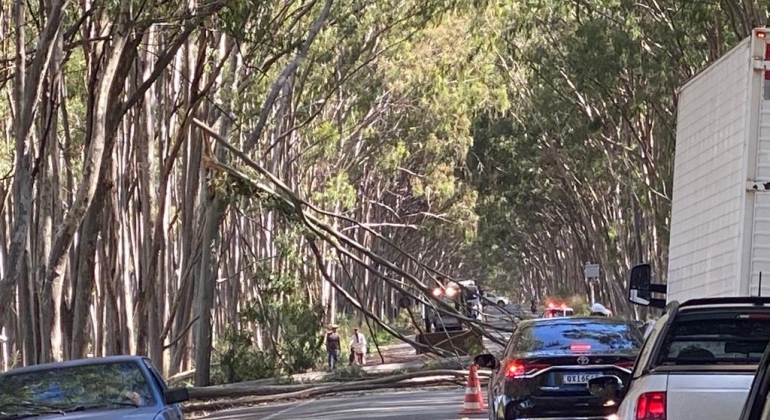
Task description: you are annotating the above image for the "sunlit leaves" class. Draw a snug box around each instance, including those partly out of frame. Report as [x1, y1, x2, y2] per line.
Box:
[312, 171, 357, 211]
[465, 0, 757, 299]
[375, 140, 409, 175]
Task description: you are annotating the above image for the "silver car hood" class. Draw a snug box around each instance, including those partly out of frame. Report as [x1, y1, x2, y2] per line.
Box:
[30, 407, 159, 420]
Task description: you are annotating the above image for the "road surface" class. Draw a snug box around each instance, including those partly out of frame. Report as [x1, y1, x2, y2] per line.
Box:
[204, 387, 488, 420]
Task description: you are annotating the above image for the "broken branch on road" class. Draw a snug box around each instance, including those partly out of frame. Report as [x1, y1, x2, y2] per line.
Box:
[183, 368, 490, 413]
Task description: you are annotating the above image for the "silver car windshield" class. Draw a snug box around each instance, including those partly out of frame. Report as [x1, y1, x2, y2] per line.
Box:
[0, 361, 156, 417]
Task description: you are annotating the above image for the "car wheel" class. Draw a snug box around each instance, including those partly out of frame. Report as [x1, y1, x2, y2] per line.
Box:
[497, 300, 505, 307]
[488, 394, 495, 420]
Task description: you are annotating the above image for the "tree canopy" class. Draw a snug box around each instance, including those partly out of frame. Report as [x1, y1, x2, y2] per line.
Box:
[0, 0, 762, 385]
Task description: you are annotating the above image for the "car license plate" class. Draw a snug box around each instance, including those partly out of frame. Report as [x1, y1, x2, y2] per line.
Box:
[563, 372, 601, 384]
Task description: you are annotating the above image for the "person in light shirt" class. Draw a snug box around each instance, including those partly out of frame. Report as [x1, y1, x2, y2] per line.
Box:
[349, 327, 367, 365]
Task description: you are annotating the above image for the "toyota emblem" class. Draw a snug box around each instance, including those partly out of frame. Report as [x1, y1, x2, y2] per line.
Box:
[577, 356, 590, 365]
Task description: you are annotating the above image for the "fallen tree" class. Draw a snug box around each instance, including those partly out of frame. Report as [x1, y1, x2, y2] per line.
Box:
[191, 118, 510, 359]
[183, 368, 490, 412]
[169, 352, 485, 388]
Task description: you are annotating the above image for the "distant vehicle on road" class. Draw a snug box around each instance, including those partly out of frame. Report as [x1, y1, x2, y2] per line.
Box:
[425, 280, 482, 331]
[0, 355, 190, 420]
[481, 291, 509, 307]
[474, 316, 643, 420]
[415, 279, 484, 355]
[541, 302, 574, 318]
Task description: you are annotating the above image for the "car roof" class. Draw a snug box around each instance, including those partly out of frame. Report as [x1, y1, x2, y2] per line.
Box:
[676, 296, 770, 309]
[679, 302, 770, 311]
[0, 355, 146, 376]
[519, 316, 636, 328]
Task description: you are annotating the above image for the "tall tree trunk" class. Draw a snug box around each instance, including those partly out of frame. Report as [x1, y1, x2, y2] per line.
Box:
[193, 144, 228, 386]
[0, 0, 64, 350]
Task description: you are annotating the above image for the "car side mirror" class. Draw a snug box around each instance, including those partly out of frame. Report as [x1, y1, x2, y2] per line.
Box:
[474, 353, 499, 370]
[164, 387, 190, 404]
[587, 375, 623, 398]
[629, 264, 652, 306]
[628, 263, 667, 309]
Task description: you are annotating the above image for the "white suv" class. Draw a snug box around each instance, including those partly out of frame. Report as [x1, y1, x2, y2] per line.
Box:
[587, 264, 770, 420]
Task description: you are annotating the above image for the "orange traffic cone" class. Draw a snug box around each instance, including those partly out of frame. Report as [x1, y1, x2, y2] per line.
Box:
[475, 369, 486, 410]
[460, 363, 486, 415]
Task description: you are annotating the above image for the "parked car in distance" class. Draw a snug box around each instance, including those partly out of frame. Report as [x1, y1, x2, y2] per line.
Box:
[474, 316, 643, 420]
[542, 303, 575, 318]
[482, 291, 510, 307]
[0, 355, 189, 420]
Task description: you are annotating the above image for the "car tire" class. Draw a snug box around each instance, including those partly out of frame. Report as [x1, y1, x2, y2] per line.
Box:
[497, 300, 505, 307]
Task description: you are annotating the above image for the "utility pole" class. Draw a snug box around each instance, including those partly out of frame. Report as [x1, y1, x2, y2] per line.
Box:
[0, 327, 7, 372]
[584, 263, 600, 304]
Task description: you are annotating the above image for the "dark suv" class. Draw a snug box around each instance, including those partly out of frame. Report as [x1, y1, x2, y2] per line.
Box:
[475, 316, 643, 420]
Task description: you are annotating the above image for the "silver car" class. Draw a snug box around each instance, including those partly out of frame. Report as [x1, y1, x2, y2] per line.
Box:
[0, 355, 189, 419]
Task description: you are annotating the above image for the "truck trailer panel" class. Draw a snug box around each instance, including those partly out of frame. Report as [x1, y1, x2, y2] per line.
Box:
[667, 29, 770, 302]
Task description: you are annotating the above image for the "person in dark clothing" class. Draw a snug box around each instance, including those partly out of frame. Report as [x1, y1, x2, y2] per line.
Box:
[326, 325, 341, 370]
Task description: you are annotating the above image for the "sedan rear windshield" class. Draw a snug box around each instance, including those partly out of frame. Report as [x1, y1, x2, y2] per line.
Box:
[656, 318, 770, 365]
[517, 321, 643, 353]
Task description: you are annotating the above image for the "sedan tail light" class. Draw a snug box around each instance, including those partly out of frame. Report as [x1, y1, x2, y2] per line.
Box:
[504, 360, 551, 379]
[570, 343, 591, 352]
[636, 391, 666, 420]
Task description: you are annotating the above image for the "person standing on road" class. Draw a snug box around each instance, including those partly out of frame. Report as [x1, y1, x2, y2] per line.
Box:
[326, 325, 341, 370]
[349, 327, 367, 365]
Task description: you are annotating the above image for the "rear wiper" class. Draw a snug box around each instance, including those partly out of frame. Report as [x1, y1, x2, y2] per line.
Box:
[661, 357, 760, 365]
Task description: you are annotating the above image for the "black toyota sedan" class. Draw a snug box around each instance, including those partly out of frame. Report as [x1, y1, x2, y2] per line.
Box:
[474, 316, 644, 420]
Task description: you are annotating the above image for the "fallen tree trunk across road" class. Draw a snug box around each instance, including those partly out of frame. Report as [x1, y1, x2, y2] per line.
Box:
[183, 369, 490, 413]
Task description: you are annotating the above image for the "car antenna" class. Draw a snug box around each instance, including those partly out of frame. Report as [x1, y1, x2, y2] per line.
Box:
[759, 272, 763, 297]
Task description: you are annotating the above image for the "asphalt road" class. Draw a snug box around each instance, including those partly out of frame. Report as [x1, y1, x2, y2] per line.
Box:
[204, 387, 488, 420]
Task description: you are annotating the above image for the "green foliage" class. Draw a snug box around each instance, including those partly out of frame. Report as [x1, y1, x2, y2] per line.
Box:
[213, 297, 325, 384]
[462, 0, 755, 305]
[568, 295, 591, 316]
[213, 326, 278, 383]
[214, 217, 325, 383]
[312, 171, 357, 211]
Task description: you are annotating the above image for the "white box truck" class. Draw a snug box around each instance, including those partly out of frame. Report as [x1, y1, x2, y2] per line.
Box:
[604, 28, 770, 420]
[665, 28, 770, 303]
